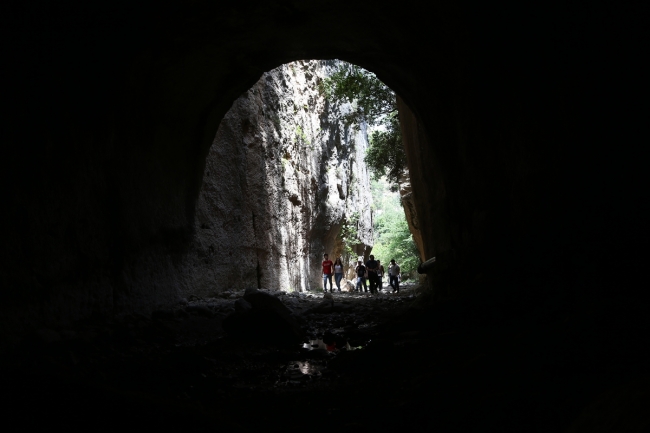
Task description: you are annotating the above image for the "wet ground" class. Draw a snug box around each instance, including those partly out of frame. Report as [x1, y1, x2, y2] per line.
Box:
[1, 283, 648, 432]
[0, 284, 429, 431]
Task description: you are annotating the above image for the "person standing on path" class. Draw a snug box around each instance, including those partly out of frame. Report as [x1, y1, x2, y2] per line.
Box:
[333, 257, 344, 292]
[377, 260, 385, 292]
[355, 260, 367, 292]
[388, 259, 400, 293]
[322, 253, 334, 292]
[365, 255, 379, 294]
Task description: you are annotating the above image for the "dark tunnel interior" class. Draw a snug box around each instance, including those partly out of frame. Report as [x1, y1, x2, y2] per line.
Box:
[1, 0, 648, 431]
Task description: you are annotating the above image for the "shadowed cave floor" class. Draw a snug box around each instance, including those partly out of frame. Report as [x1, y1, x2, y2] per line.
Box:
[1, 284, 648, 432]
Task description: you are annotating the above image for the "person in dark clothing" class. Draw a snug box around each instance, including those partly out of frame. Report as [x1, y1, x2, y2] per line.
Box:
[388, 259, 400, 293]
[377, 260, 385, 291]
[365, 254, 379, 294]
[355, 260, 367, 292]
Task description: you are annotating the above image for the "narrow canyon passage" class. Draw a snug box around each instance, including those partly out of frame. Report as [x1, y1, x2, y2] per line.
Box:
[184, 60, 377, 297]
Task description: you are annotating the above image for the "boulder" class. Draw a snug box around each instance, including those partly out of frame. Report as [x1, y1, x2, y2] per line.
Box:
[244, 288, 293, 316]
[185, 305, 213, 317]
[234, 298, 253, 312]
[223, 288, 304, 344]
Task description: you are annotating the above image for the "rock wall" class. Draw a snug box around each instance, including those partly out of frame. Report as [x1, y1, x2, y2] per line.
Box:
[398, 169, 424, 262]
[397, 169, 427, 284]
[184, 60, 373, 295]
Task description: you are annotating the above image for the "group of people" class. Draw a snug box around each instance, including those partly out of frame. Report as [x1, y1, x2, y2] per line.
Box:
[321, 253, 401, 294]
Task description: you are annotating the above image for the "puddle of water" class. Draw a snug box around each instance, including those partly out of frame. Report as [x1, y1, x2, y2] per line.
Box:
[302, 339, 329, 351]
[294, 361, 321, 375]
[276, 360, 326, 387]
[302, 338, 355, 352]
[276, 333, 367, 387]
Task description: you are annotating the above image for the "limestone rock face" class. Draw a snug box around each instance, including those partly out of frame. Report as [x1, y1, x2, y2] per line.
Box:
[184, 60, 373, 295]
[398, 169, 423, 261]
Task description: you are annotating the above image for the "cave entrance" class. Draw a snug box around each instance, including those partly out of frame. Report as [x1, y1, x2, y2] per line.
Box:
[187, 60, 421, 297]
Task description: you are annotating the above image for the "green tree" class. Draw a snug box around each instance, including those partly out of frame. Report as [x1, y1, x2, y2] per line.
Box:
[319, 64, 395, 124]
[320, 63, 406, 189]
[365, 113, 406, 190]
[339, 211, 361, 257]
[370, 178, 420, 278]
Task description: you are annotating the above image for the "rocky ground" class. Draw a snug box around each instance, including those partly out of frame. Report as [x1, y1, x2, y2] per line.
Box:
[2, 283, 647, 432]
[0, 284, 432, 431]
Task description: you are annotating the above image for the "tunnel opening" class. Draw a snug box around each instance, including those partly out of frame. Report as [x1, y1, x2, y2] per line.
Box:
[186, 59, 423, 300]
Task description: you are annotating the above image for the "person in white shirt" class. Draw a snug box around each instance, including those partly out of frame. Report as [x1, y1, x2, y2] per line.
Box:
[333, 257, 344, 292]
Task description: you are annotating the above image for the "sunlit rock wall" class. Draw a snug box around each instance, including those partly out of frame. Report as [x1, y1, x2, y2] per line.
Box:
[185, 60, 373, 295]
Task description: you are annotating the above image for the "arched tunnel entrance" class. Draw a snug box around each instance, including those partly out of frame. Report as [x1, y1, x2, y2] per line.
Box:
[1, 1, 648, 431]
[190, 59, 379, 296]
[188, 59, 421, 297]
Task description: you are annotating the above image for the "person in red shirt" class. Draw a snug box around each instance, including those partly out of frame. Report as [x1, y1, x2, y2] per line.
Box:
[322, 253, 334, 292]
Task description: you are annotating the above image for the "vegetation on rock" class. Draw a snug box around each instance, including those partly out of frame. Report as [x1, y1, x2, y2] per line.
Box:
[339, 211, 362, 258]
[320, 63, 406, 189]
[370, 178, 420, 278]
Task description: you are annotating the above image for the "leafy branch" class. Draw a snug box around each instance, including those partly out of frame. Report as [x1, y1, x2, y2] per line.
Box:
[339, 211, 361, 257]
[320, 63, 407, 189]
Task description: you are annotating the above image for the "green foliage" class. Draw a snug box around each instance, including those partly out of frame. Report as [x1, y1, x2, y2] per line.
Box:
[339, 212, 361, 257]
[295, 124, 314, 150]
[370, 178, 420, 277]
[320, 62, 406, 190]
[319, 64, 395, 125]
[322, 62, 419, 275]
[295, 125, 309, 144]
[366, 113, 405, 188]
